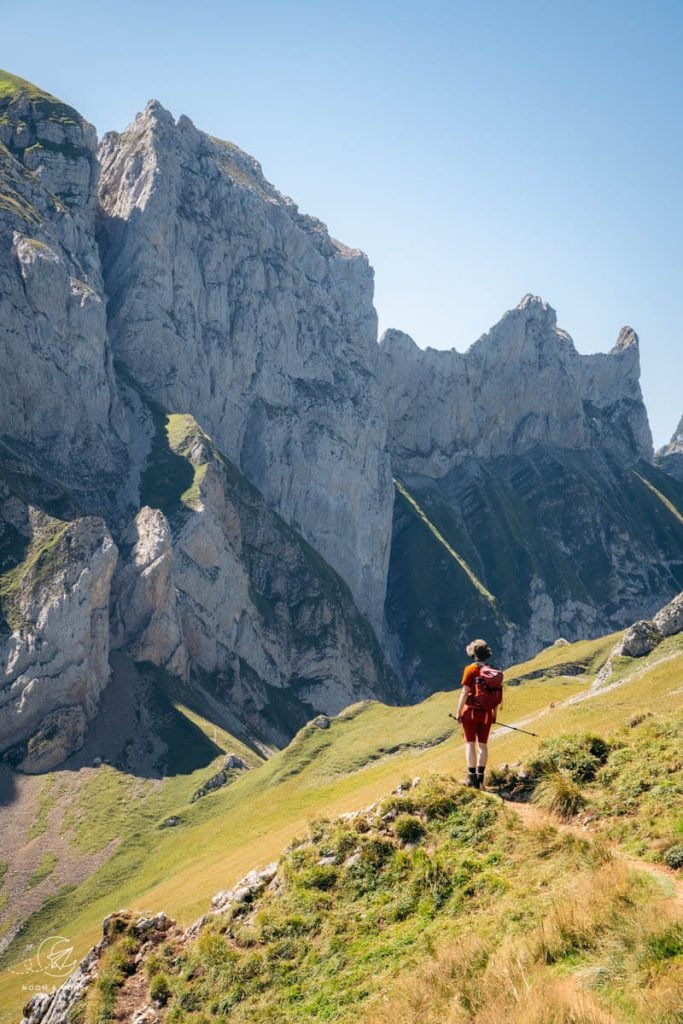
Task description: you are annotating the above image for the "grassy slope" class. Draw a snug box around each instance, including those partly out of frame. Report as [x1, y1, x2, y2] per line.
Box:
[1, 630, 681, 1020]
[0, 628, 641, 1019]
[87, 777, 681, 1024]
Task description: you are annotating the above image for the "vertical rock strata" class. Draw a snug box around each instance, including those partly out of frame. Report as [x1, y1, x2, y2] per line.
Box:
[97, 102, 393, 627]
[0, 509, 117, 771]
[379, 296, 683, 695]
[1, 69, 682, 763]
[656, 413, 683, 482]
[0, 72, 126, 493]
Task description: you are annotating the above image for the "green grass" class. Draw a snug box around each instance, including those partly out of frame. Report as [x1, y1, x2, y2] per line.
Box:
[0, 69, 81, 124]
[27, 774, 56, 840]
[0, 70, 53, 103]
[0, 863, 7, 889]
[0, 630, 680, 1022]
[26, 852, 57, 889]
[0, 514, 70, 630]
[393, 478, 500, 608]
[69, 777, 682, 1024]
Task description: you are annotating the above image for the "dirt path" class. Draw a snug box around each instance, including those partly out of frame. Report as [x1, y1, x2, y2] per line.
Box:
[502, 797, 683, 906]
[488, 647, 681, 746]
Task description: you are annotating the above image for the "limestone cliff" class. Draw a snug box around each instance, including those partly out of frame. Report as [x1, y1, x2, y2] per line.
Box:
[110, 406, 398, 744]
[656, 413, 683, 482]
[0, 504, 116, 771]
[380, 297, 683, 696]
[0, 72, 398, 766]
[97, 102, 392, 627]
[379, 295, 652, 476]
[0, 71, 126, 499]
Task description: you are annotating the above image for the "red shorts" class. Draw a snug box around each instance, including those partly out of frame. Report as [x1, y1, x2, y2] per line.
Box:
[461, 707, 493, 743]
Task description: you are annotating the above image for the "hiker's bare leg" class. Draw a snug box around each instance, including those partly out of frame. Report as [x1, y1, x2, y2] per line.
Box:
[477, 742, 488, 768]
[465, 741, 477, 769]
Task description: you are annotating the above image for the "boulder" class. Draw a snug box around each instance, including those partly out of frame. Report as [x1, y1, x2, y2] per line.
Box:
[653, 591, 683, 637]
[615, 620, 663, 659]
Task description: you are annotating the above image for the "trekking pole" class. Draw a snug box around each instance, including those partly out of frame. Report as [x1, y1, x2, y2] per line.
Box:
[448, 713, 538, 738]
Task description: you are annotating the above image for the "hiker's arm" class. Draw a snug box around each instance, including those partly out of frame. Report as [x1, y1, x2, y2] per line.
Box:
[456, 685, 470, 721]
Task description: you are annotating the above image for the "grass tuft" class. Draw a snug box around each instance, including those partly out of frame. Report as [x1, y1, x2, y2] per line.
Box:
[532, 771, 587, 820]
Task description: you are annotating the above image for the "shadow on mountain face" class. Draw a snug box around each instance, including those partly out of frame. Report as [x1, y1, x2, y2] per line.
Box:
[56, 654, 224, 780]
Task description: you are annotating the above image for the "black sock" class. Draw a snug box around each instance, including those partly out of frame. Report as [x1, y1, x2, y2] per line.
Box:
[476, 766, 485, 776]
[468, 767, 477, 776]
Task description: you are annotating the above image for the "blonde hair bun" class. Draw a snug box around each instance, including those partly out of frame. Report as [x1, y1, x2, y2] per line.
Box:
[466, 638, 489, 658]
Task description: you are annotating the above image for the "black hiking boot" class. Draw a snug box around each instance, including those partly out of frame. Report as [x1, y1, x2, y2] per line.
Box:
[477, 768, 486, 789]
[466, 770, 480, 789]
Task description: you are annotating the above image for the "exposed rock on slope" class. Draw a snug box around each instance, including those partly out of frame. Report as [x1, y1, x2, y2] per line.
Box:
[380, 295, 652, 475]
[0, 71, 399, 764]
[0, 71, 126, 496]
[656, 413, 683, 482]
[380, 297, 683, 696]
[0, 509, 116, 771]
[121, 407, 398, 743]
[97, 102, 392, 627]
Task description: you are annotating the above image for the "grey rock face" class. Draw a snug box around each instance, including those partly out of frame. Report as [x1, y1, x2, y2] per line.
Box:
[136, 412, 398, 743]
[379, 294, 653, 477]
[654, 590, 683, 637]
[0, 512, 117, 769]
[0, 74, 126, 491]
[615, 620, 663, 658]
[380, 298, 682, 695]
[110, 506, 187, 678]
[656, 413, 683, 482]
[97, 103, 392, 626]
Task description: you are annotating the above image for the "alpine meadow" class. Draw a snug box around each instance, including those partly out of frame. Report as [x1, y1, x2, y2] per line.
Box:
[0, 20, 682, 1024]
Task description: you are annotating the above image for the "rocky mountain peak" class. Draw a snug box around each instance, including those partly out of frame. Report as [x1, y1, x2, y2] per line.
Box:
[655, 411, 683, 481]
[0, 69, 98, 219]
[515, 292, 558, 321]
[611, 325, 639, 353]
[378, 328, 420, 358]
[379, 297, 653, 474]
[97, 100, 392, 626]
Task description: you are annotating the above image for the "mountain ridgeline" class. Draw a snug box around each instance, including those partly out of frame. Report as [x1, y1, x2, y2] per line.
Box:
[0, 69, 682, 768]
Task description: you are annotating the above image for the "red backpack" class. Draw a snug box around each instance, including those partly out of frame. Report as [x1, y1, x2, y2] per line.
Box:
[469, 663, 504, 711]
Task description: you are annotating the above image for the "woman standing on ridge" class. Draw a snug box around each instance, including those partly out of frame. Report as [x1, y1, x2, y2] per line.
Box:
[455, 639, 504, 789]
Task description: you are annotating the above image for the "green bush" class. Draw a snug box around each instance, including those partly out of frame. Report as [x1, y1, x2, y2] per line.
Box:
[528, 733, 610, 783]
[150, 972, 172, 1005]
[393, 814, 425, 843]
[532, 771, 587, 820]
[663, 844, 683, 870]
[298, 864, 338, 890]
[645, 923, 683, 963]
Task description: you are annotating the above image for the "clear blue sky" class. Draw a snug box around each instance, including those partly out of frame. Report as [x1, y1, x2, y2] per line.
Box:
[4, 0, 682, 446]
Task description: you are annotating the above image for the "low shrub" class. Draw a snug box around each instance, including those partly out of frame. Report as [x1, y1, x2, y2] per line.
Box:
[663, 844, 683, 870]
[528, 734, 609, 784]
[533, 771, 586, 820]
[149, 972, 172, 1005]
[393, 814, 425, 843]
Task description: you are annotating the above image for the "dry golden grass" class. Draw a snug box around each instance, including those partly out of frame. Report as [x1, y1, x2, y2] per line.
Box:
[365, 861, 680, 1024]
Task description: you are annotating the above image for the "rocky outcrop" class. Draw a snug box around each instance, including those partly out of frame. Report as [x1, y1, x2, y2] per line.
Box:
[134, 409, 398, 743]
[0, 71, 126, 496]
[654, 590, 683, 637]
[0, 510, 117, 770]
[592, 590, 682, 689]
[379, 295, 652, 477]
[20, 911, 173, 1024]
[380, 298, 683, 696]
[97, 102, 392, 627]
[656, 413, 683, 482]
[110, 506, 187, 678]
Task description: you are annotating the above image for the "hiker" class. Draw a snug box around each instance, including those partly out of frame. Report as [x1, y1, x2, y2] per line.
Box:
[455, 639, 504, 789]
